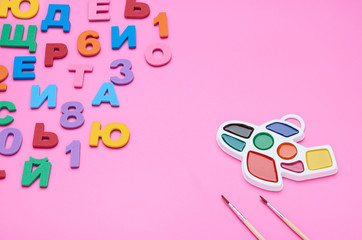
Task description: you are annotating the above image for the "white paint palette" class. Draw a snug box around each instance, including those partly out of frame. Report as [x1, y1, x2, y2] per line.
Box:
[217, 114, 338, 191]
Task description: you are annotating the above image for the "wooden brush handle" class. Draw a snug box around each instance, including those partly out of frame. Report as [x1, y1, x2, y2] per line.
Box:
[243, 220, 265, 240]
[283, 217, 310, 240]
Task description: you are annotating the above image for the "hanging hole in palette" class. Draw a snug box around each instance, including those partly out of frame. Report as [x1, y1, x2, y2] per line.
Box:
[281, 114, 305, 132]
[285, 118, 301, 128]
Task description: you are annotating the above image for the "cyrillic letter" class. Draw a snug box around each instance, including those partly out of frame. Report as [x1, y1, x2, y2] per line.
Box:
[154, 12, 168, 38]
[30, 84, 57, 109]
[66, 140, 80, 168]
[88, 0, 110, 21]
[13, 56, 36, 80]
[0, 24, 37, 52]
[21, 157, 51, 187]
[0, 65, 8, 91]
[41, 4, 70, 32]
[60, 101, 84, 129]
[92, 82, 119, 107]
[0, 0, 39, 19]
[145, 43, 172, 67]
[124, 0, 150, 19]
[77, 30, 100, 57]
[32, 123, 58, 148]
[110, 59, 134, 85]
[111, 25, 136, 50]
[68, 64, 93, 88]
[44, 43, 68, 67]
[0, 128, 22, 156]
[89, 122, 130, 148]
[0, 101, 16, 126]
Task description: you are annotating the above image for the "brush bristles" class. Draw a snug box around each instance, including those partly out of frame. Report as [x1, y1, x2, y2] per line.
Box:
[221, 195, 229, 204]
[260, 195, 268, 204]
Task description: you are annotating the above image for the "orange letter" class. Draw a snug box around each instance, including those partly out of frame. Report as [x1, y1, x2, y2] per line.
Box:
[154, 12, 168, 38]
[77, 30, 101, 57]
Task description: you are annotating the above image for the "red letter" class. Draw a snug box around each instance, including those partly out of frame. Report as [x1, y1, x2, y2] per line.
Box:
[44, 43, 68, 67]
[33, 123, 58, 148]
[124, 0, 150, 19]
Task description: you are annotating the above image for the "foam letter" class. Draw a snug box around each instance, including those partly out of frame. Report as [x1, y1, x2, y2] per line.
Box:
[30, 84, 57, 109]
[66, 140, 80, 168]
[32, 123, 58, 148]
[0, 101, 16, 126]
[144, 43, 172, 67]
[60, 101, 84, 129]
[0, 128, 22, 156]
[41, 4, 70, 32]
[88, 0, 110, 21]
[0, 65, 8, 91]
[89, 122, 130, 148]
[77, 30, 100, 57]
[0, 24, 37, 52]
[154, 12, 168, 38]
[0, 0, 39, 19]
[68, 64, 93, 88]
[110, 59, 134, 85]
[124, 0, 150, 19]
[21, 157, 51, 187]
[44, 43, 68, 67]
[111, 25, 136, 50]
[92, 82, 119, 107]
[13, 56, 36, 80]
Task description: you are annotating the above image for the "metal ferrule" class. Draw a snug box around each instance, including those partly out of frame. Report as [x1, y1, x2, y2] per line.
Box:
[229, 203, 246, 221]
[267, 203, 284, 219]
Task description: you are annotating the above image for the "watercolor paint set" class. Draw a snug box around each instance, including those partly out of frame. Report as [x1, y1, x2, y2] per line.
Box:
[217, 114, 338, 191]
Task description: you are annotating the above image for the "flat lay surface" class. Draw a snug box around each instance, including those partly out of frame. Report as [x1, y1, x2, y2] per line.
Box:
[0, 0, 361, 239]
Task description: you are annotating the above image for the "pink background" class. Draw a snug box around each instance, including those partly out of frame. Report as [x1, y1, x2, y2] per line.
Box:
[1, 0, 362, 239]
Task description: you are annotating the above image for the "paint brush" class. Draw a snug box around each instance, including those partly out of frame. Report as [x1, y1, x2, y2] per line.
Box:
[260, 196, 310, 240]
[221, 195, 265, 240]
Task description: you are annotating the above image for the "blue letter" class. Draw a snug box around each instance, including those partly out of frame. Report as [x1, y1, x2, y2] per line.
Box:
[30, 84, 57, 109]
[41, 4, 70, 32]
[92, 82, 119, 107]
[111, 25, 136, 50]
[13, 56, 36, 80]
